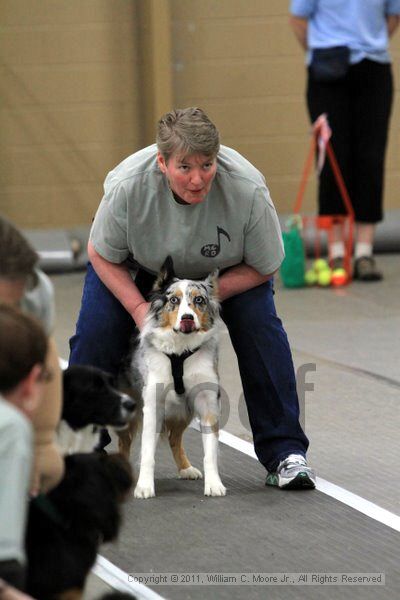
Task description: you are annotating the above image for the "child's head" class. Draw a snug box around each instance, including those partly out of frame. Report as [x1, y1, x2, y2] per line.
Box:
[0, 216, 38, 307]
[0, 304, 48, 418]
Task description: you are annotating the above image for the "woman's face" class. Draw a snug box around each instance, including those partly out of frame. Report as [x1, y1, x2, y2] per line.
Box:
[157, 152, 217, 205]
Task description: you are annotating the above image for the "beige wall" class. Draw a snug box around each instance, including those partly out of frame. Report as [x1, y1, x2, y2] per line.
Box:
[1, 0, 142, 228]
[1, 0, 400, 229]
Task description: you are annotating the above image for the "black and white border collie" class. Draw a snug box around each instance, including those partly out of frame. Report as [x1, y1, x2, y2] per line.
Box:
[59, 365, 136, 454]
[26, 452, 133, 600]
[118, 257, 226, 499]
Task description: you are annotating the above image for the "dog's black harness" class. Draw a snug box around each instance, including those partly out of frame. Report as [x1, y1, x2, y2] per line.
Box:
[166, 349, 199, 395]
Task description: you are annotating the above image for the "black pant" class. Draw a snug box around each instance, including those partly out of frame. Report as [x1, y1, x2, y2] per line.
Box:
[307, 59, 393, 223]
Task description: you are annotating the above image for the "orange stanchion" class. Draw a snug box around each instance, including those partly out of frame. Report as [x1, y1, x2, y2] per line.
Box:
[293, 115, 355, 283]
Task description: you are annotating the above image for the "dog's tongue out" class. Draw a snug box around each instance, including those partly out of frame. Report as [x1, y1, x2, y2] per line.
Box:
[180, 318, 195, 333]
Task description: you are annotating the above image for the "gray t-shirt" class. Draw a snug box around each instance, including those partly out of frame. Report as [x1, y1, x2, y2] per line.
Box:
[90, 144, 284, 279]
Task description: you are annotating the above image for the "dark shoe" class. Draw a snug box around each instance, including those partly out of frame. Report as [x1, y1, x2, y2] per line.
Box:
[353, 256, 383, 282]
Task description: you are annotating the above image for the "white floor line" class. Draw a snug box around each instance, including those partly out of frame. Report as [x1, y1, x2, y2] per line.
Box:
[93, 555, 165, 600]
[218, 429, 400, 533]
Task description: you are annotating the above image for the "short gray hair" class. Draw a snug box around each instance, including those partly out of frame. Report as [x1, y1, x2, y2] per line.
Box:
[156, 107, 220, 162]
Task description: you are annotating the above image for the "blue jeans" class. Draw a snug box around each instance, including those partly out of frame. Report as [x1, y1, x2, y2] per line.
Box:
[69, 264, 309, 471]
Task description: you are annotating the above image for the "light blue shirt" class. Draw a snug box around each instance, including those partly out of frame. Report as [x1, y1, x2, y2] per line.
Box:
[0, 397, 33, 565]
[291, 0, 400, 64]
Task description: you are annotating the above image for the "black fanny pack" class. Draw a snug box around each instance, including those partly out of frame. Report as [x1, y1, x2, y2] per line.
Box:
[310, 46, 350, 82]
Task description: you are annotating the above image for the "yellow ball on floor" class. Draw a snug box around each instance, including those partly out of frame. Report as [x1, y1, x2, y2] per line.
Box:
[313, 258, 329, 272]
[331, 268, 348, 286]
[318, 269, 332, 286]
[305, 269, 318, 285]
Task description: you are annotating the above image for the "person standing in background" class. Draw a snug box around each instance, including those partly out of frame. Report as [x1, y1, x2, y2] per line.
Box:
[290, 0, 400, 280]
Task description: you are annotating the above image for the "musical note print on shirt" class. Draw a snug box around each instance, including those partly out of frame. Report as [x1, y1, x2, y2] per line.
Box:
[200, 226, 231, 257]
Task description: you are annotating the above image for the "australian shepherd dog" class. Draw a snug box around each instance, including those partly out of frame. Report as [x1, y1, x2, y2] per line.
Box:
[118, 257, 226, 499]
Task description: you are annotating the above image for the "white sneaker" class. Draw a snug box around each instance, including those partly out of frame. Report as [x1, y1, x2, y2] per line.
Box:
[266, 454, 316, 490]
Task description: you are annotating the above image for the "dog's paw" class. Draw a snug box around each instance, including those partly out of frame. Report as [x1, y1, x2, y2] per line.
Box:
[204, 478, 226, 497]
[179, 466, 203, 480]
[134, 482, 155, 499]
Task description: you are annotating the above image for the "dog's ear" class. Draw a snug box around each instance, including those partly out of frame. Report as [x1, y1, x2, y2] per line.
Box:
[204, 269, 219, 301]
[153, 256, 176, 292]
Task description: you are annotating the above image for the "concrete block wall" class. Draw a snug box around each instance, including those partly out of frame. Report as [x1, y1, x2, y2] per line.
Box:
[0, 0, 142, 228]
[1, 0, 399, 228]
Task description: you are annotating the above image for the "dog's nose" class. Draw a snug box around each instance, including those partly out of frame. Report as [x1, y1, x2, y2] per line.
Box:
[181, 313, 194, 321]
[122, 397, 136, 413]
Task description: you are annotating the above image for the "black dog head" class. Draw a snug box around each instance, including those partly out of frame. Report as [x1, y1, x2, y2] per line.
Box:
[50, 452, 133, 542]
[26, 452, 133, 599]
[63, 365, 136, 430]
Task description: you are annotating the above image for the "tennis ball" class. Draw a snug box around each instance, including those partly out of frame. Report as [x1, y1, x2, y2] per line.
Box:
[331, 268, 348, 287]
[318, 269, 332, 286]
[313, 258, 329, 272]
[305, 269, 318, 286]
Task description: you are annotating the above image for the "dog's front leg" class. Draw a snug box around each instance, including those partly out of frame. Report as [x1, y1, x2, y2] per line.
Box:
[196, 392, 226, 497]
[134, 385, 159, 499]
